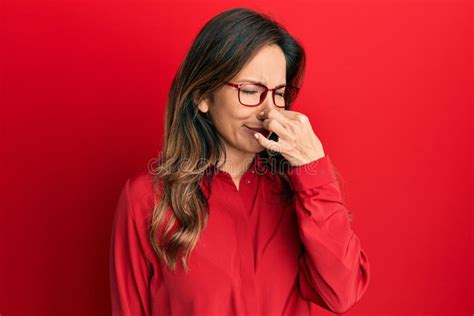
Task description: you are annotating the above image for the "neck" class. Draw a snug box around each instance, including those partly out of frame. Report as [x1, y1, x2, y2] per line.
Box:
[215, 149, 256, 178]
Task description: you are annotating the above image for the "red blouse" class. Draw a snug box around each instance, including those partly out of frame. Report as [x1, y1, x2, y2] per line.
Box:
[109, 154, 370, 315]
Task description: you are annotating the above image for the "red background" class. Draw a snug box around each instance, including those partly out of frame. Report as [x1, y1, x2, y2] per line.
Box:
[0, 0, 472, 315]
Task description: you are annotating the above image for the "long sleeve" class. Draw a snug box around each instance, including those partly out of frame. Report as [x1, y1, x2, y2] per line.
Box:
[286, 155, 371, 314]
[110, 178, 153, 316]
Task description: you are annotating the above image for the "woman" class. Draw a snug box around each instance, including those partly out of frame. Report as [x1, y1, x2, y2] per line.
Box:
[110, 7, 370, 316]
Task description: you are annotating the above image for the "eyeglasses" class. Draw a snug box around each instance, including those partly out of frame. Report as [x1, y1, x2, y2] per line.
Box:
[225, 82, 299, 108]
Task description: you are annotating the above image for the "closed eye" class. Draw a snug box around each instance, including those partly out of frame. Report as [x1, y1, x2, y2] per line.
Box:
[242, 90, 258, 94]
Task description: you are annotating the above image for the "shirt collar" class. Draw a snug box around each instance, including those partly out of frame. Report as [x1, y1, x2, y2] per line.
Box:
[207, 153, 275, 181]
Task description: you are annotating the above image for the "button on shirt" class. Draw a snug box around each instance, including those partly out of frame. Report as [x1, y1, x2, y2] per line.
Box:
[110, 154, 371, 315]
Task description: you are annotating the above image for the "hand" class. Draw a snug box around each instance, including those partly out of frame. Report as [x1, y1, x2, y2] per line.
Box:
[253, 109, 326, 167]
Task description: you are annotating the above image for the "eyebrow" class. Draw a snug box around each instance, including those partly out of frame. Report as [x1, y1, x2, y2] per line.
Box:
[237, 79, 287, 88]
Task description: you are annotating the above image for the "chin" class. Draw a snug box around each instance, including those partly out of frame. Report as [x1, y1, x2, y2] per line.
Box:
[248, 142, 266, 153]
[234, 141, 263, 155]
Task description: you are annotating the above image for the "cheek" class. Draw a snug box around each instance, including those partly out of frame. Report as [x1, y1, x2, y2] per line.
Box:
[208, 93, 257, 141]
[211, 106, 247, 134]
[213, 115, 242, 138]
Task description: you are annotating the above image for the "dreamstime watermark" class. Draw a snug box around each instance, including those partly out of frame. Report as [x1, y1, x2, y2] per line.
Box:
[146, 155, 323, 176]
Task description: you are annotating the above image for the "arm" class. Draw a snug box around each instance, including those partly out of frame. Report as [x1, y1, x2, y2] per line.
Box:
[286, 155, 371, 314]
[110, 178, 152, 316]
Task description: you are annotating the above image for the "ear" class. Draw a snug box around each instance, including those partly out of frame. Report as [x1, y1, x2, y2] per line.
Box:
[193, 92, 210, 114]
[198, 99, 209, 113]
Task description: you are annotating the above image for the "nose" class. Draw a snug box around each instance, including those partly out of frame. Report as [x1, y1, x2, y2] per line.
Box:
[260, 90, 277, 111]
[256, 90, 280, 121]
[256, 92, 277, 121]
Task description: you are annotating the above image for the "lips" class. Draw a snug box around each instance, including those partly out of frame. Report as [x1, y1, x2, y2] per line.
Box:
[245, 125, 270, 137]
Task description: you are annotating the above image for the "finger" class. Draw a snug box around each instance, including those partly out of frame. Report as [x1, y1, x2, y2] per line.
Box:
[262, 109, 306, 136]
[253, 133, 283, 153]
[262, 118, 287, 137]
[259, 109, 293, 135]
[261, 109, 292, 125]
[276, 110, 311, 135]
[278, 109, 308, 123]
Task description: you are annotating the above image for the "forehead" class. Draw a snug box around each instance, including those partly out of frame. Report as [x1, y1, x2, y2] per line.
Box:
[234, 44, 287, 85]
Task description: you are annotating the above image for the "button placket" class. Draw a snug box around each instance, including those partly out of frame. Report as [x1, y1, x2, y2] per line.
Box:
[232, 195, 260, 315]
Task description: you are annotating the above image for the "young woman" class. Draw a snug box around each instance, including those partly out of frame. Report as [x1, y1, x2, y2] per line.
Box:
[110, 7, 370, 316]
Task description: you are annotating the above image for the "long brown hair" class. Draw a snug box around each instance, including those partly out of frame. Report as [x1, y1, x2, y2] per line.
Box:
[147, 7, 333, 272]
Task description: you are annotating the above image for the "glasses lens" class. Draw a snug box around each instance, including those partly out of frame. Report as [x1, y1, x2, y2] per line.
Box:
[238, 84, 296, 107]
[239, 84, 266, 106]
[283, 86, 298, 106]
[274, 87, 286, 107]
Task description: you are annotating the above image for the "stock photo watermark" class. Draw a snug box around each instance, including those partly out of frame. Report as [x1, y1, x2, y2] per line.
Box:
[146, 154, 323, 177]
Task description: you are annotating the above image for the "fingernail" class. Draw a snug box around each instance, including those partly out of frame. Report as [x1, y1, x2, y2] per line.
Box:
[254, 133, 259, 139]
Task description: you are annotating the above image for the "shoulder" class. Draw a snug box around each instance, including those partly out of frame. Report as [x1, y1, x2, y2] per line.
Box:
[127, 169, 157, 198]
[120, 169, 159, 223]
